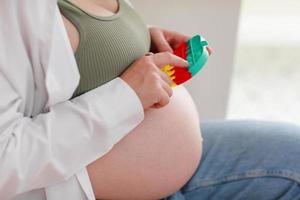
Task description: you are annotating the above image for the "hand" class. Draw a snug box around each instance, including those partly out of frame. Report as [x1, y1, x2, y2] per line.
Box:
[149, 26, 213, 55]
[120, 52, 188, 109]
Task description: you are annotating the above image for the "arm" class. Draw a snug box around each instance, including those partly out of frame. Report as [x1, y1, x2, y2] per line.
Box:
[0, 2, 144, 199]
[0, 70, 144, 199]
[0, 1, 188, 198]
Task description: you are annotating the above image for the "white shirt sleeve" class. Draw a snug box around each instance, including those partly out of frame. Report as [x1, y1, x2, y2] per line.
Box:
[0, 1, 144, 199]
[0, 72, 144, 199]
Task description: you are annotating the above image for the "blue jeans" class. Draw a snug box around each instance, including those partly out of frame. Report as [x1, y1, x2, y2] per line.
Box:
[166, 120, 300, 200]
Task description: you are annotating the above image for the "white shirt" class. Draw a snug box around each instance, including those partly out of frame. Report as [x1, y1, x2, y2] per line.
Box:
[0, 0, 143, 199]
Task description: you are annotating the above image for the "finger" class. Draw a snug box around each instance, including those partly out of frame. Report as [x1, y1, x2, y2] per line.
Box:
[159, 69, 173, 86]
[206, 46, 214, 55]
[152, 52, 189, 69]
[161, 79, 173, 97]
[169, 32, 191, 49]
[145, 52, 154, 56]
[152, 30, 173, 53]
[151, 89, 170, 109]
[157, 89, 170, 107]
[151, 103, 164, 109]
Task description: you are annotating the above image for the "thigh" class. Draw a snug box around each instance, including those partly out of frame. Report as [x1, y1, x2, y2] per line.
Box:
[167, 120, 300, 200]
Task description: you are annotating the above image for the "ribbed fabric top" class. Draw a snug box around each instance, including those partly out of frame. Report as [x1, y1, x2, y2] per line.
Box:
[58, 0, 151, 97]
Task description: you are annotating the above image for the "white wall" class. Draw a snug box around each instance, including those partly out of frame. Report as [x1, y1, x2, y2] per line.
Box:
[130, 0, 241, 120]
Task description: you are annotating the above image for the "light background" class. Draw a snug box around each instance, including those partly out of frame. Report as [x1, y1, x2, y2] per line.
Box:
[130, 0, 300, 124]
[228, 0, 300, 123]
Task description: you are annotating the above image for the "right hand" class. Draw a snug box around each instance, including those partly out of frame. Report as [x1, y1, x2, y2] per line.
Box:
[120, 52, 188, 110]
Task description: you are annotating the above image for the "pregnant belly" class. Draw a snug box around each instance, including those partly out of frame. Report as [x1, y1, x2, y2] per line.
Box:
[88, 86, 203, 200]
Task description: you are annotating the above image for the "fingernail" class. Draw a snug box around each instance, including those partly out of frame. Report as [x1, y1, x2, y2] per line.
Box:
[145, 52, 154, 56]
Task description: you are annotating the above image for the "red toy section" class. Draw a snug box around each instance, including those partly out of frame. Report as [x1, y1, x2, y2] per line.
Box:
[172, 42, 192, 85]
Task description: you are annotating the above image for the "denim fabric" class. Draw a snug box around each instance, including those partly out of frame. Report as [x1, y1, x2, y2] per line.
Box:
[166, 120, 300, 200]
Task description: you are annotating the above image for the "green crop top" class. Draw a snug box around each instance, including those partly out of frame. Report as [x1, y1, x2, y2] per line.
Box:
[58, 0, 151, 98]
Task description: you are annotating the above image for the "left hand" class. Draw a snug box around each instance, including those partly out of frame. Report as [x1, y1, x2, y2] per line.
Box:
[149, 26, 213, 55]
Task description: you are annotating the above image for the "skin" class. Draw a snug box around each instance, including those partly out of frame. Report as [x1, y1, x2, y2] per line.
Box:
[61, 0, 208, 199]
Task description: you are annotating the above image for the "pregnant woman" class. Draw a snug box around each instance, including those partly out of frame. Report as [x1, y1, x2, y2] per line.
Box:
[2, 0, 300, 200]
[58, 0, 300, 199]
[58, 0, 204, 198]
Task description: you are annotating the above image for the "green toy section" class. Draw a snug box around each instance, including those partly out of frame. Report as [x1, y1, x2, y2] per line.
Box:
[161, 35, 209, 87]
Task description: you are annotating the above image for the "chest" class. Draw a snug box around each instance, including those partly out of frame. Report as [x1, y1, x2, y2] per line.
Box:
[59, 0, 151, 97]
[70, 0, 119, 17]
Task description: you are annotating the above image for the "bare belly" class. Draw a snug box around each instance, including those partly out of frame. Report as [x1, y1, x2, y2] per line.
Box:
[87, 86, 203, 200]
